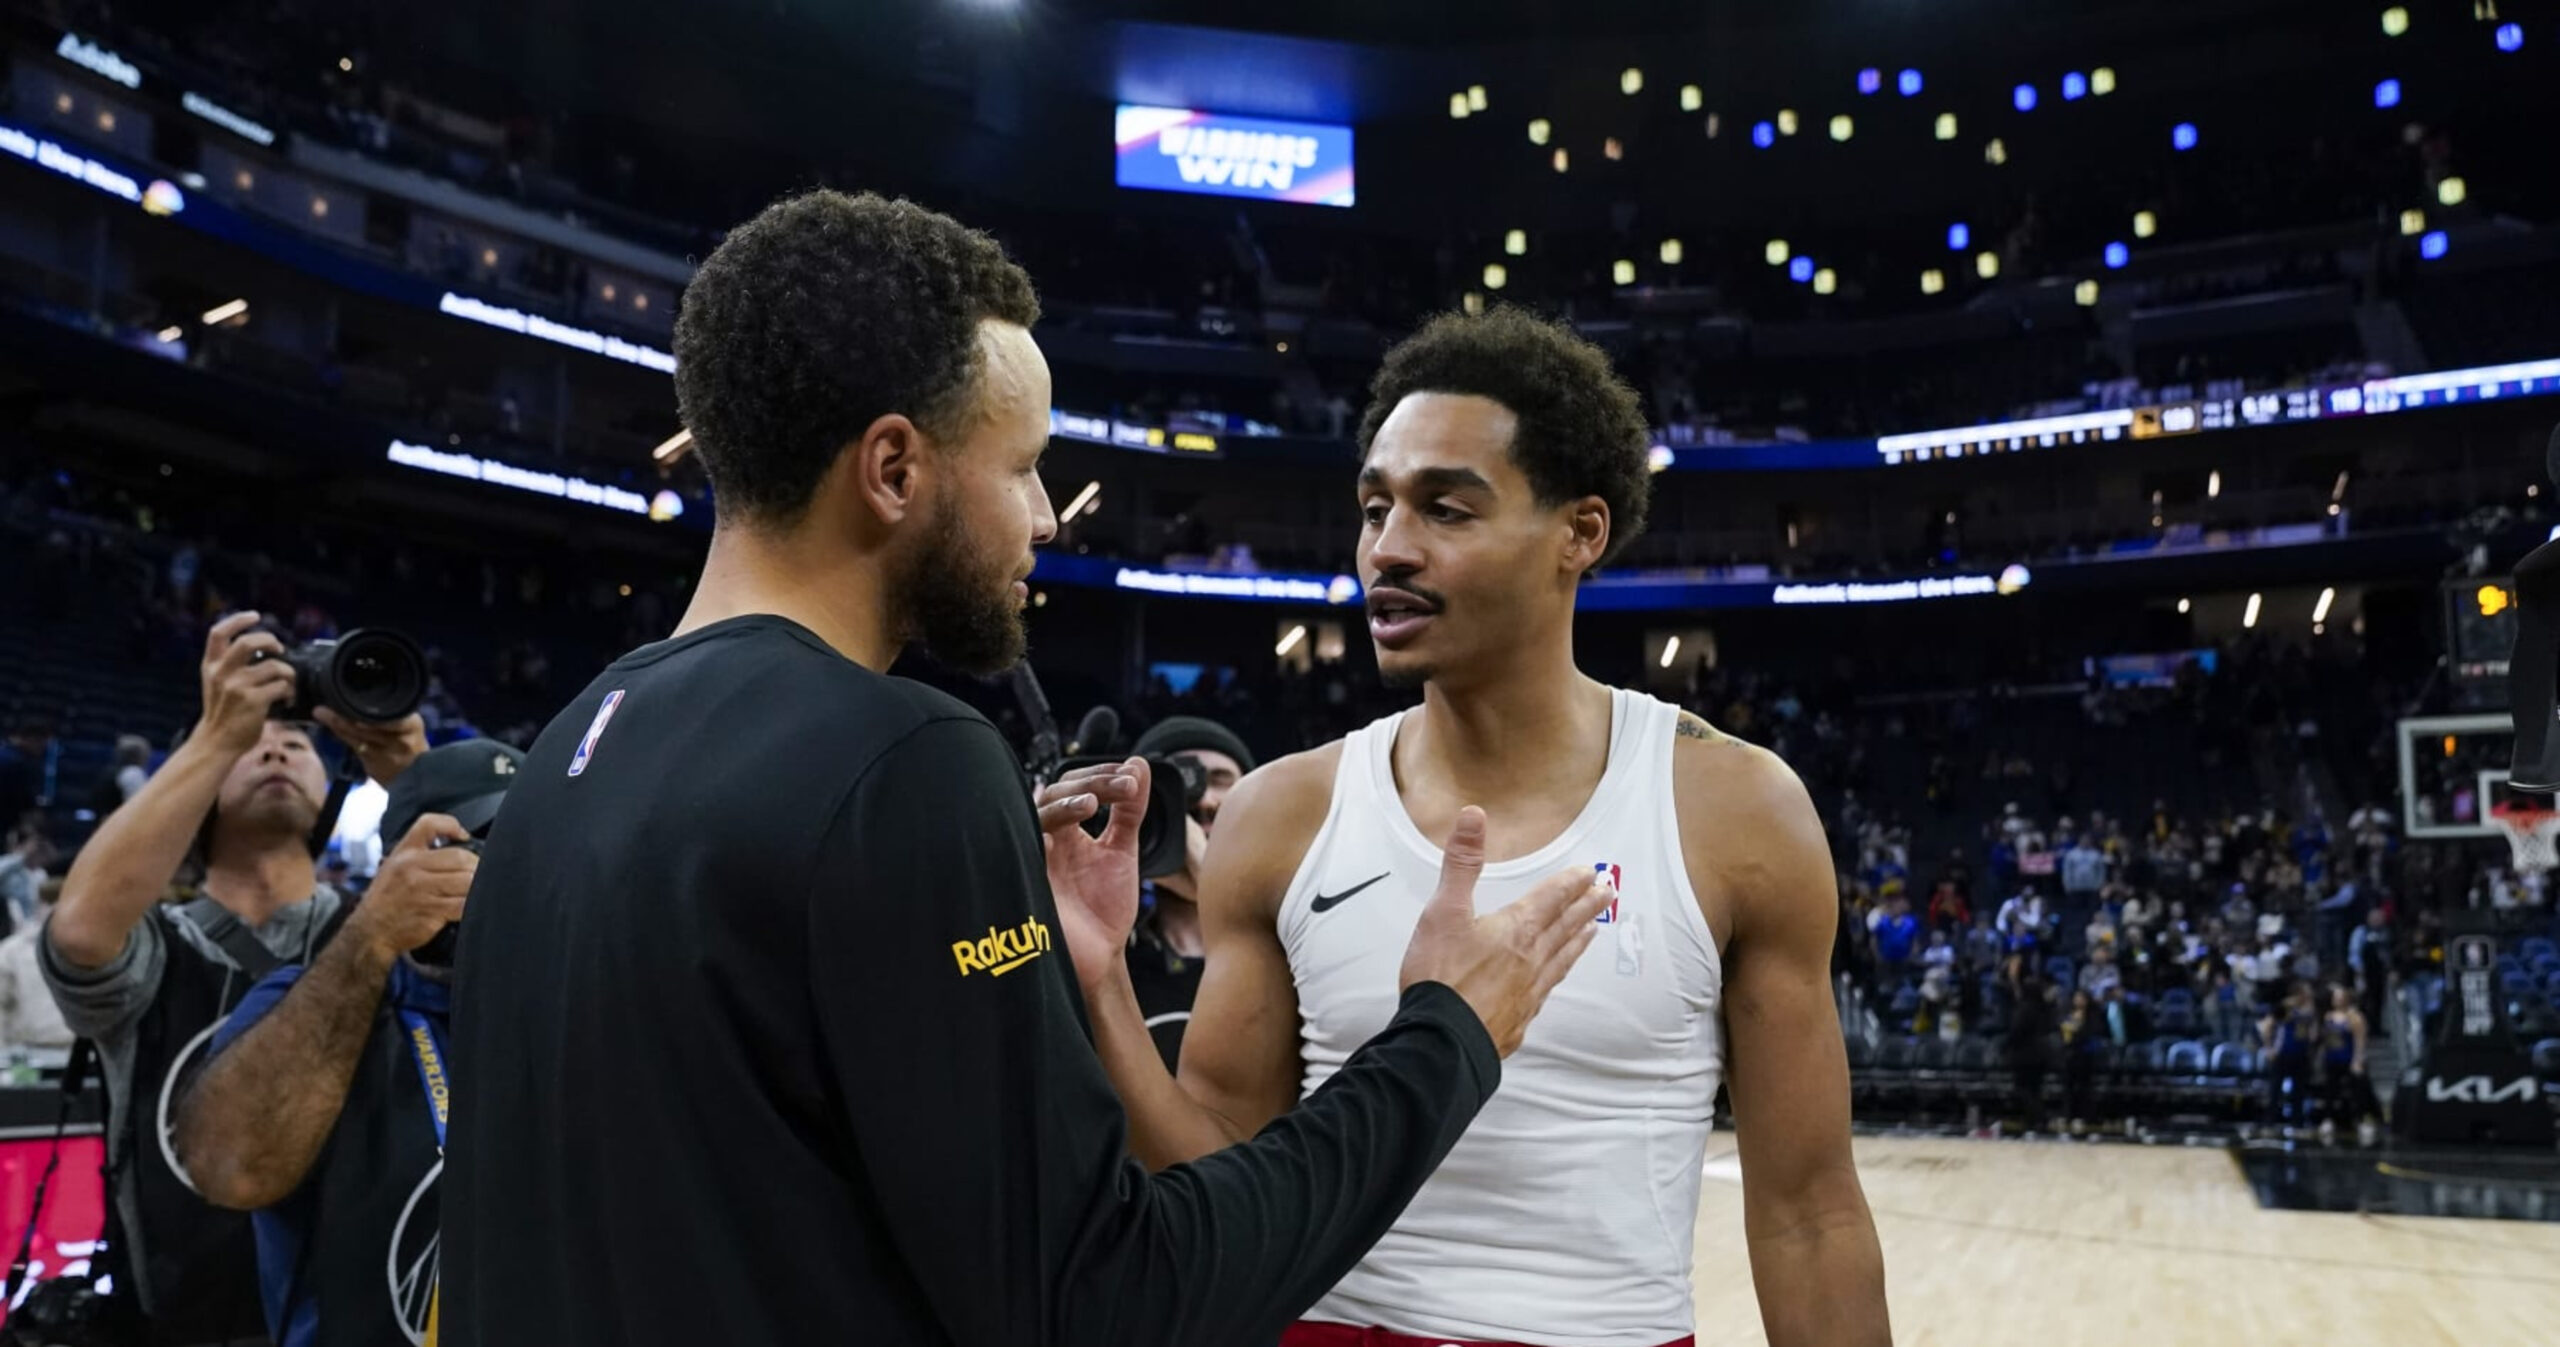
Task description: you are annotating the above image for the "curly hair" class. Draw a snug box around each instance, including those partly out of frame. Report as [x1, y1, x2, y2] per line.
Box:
[1356, 306, 1652, 570]
[673, 190, 1041, 522]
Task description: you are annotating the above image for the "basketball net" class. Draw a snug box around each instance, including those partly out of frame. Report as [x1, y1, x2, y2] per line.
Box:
[2490, 800, 2560, 874]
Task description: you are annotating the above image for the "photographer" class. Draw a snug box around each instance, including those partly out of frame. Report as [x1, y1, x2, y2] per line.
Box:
[1123, 717, 1253, 1069]
[175, 741, 516, 1347]
[43, 613, 425, 1344]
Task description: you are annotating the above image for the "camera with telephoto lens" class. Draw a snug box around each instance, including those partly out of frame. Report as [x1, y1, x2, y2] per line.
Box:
[249, 624, 428, 723]
[1050, 751, 1203, 880]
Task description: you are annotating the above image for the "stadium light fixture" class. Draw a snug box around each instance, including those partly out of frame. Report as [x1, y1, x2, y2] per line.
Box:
[2438, 176, 2467, 206]
[1789, 257, 1815, 284]
[651, 429, 694, 463]
[1449, 93, 1470, 119]
[1553, 148, 1569, 172]
[2062, 72, 2088, 101]
[338, 56, 353, 72]
[1920, 269, 1945, 295]
[2208, 469, 2222, 499]
[1985, 137, 2008, 165]
[1765, 239, 1790, 265]
[2104, 242, 2130, 269]
[1505, 229, 1528, 256]
[1660, 635, 1682, 668]
[1660, 238, 1684, 264]
[1935, 112, 1958, 140]
[201, 298, 249, 325]
[1858, 68, 1881, 95]
[2400, 208, 2426, 235]
[1830, 114, 1853, 142]
[2092, 68, 2117, 96]
[2333, 470, 2350, 502]
[1814, 268, 1838, 295]
[1621, 67, 1643, 96]
[1899, 69, 1923, 97]
[2314, 587, 2336, 624]
[1062, 480, 1101, 521]
[1976, 251, 2000, 279]
[2382, 7, 2408, 37]
[2178, 597, 2191, 614]
[2244, 592, 2262, 628]
[1681, 84, 1703, 112]
[1752, 121, 1776, 148]
[2375, 78, 2402, 108]
[1463, 291, 1485, 315]
[1604, 137, 1623, 160]
[2075, 279, 2099, 306]
[1947, 223, 1970, 251]
[2497, 22, 2523, 52]
[156, 325, 182, 343]
[1705, 113, 1721, 138]
[1468, 85, 1488, 111]
[2172, 123, 2199, 151]
[1483, 263, 1508, 290]
[1277, 625, 1307, 657]
[1528, 118, 1551, 145]
[2420, 229, 2449, 259]
[2134, 210, 2158, 238]
[2013, 84, 2037, 112]
[1777, 109, 1799, 136]
[1613, 259, 1636, 285]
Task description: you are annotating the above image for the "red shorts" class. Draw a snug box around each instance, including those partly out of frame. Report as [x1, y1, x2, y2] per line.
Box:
[1280, 1324, 1695, 1347]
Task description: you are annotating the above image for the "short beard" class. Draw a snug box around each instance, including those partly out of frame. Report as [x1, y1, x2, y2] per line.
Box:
[894, 491, 1027, 677]
[1378, 661, 1434, 691]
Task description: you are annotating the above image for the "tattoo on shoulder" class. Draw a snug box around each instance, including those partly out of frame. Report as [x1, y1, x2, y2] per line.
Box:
[1676, 711, 1733, 745]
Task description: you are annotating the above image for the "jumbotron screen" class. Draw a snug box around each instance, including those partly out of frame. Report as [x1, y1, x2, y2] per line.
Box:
[1113, 104, 1354, 207]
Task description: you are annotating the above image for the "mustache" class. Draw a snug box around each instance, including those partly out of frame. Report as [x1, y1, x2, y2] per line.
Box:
[1365, 575, 1448, 611]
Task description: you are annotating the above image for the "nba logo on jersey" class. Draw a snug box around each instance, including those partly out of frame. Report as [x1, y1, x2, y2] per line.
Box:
[1591, 862, 1622, 923]
[567, 689, 625, 777]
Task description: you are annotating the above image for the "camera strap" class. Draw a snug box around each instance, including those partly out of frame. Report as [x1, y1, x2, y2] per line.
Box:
[395, 1008, 449, 1155]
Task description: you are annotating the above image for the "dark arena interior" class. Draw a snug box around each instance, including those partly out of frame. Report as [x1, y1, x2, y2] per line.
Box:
[1, 0, 2559, 1343]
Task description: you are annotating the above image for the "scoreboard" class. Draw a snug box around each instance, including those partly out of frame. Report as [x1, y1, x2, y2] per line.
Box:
[2446, 576, 2519, 686]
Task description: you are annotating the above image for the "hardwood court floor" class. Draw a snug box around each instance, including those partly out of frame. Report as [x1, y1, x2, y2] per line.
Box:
[1687, 1135, 2560, 1347]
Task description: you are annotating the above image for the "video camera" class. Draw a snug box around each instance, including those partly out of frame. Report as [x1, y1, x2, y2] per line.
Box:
[1009, 664, 1202, 879]
[249, 624, 429, 723]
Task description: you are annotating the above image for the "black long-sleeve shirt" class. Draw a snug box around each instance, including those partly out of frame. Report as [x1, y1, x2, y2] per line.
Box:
[441, 615, 1500, 1346]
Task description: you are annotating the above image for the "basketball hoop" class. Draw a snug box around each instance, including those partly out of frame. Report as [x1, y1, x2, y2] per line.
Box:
[2490, 800, 2560, 874]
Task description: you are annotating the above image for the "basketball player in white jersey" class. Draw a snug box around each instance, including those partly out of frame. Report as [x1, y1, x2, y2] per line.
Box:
[1048, 308, 1889, 1347]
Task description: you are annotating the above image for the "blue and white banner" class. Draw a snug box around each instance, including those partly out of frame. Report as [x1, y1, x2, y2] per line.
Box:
[1114, 105, 1354, 207]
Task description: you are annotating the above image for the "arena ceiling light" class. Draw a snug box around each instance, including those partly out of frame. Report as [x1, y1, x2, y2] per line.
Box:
[1899, 69, 1923, 97]
[1765, 238, 1790, 265]
[1621, 68, 1643, 96]
[1985, 137, 2008, 165]
[1789, 256, 1815, 283]
[1920, 268, 1945, 295]
[1857, 69, 1881, 96]
[1829, 114, 1853, 142]
[2133, 210, 2158, 238]
[1604, 138, 1623, 160]
[1947, 223, 1969, 250]
[1659, 635, 1682, 668]
[2104, 242, 2130, 269]
[1680, 85, 1703, 112]
[651, 429, 693, 463]
[2382, 6, 2408, 37]
[1552, 148, 1569, 172]
[1059, 480, 1103, 521]
[1504, 229, 1528, 256]
[2402, 208, 2426, 235]
[1777, 109, 1799, 136]
[2496, 22, 2523, 52]
[1976, 251, 2000, 279]
[1467, 85, 1488, 111]
[1527, 118, 1550, 145]
[2208, 469, 2222, 498]
[1483, 262, 1508, 289]
[1935, 112, 1958, 141]
[2062, 73, 2089, 101]
[2172, 123, 2199, 152]
[1704, 113, 1721, 138]
[2375, 78, 2402, 109]
[1613, 259, 1636, 285]
[155, 325, 181, 343]
[1813, 268, 1838, 295]
[1276, 624, 1307, 657]
[201, 298, 248, 325]
[1448, 93, 1470, 119]
[2439, 176, 2468, 206]
[1462, 291, 1485, 315]
[2075, 279, 2099, 306]
[2091, 68, 2117, 96]
[2013, 84, 2038, 112]
[2177, 597, 2191, 614]
[1659, 238, 1683, 264]
[2421, 229, 2449, 259]
[2314, 587, 2336, 624]
[2244, 592, 2262, 628]
[1752, 121, 1776, 148]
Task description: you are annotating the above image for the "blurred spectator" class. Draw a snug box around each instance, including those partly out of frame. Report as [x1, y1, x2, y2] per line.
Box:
[0, 825, 52, 932]
[0, 878, 73, 1061]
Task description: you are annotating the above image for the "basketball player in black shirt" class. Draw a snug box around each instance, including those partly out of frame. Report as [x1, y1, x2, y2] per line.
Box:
[440, 191, 1614, 1347]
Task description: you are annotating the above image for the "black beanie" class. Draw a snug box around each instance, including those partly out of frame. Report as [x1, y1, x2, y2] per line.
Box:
[1132, 716, 1257, 774]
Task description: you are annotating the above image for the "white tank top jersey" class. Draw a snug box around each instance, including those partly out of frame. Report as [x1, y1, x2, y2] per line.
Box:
[1280, 687, 1726, 1347]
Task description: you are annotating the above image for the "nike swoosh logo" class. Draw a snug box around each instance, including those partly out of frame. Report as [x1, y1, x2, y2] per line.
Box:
[1311, 873, 1390, 914]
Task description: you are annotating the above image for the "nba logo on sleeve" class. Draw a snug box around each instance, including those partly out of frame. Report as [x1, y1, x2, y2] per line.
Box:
[1591, 862, 1622, 924]
[567, 689, 625, 777]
